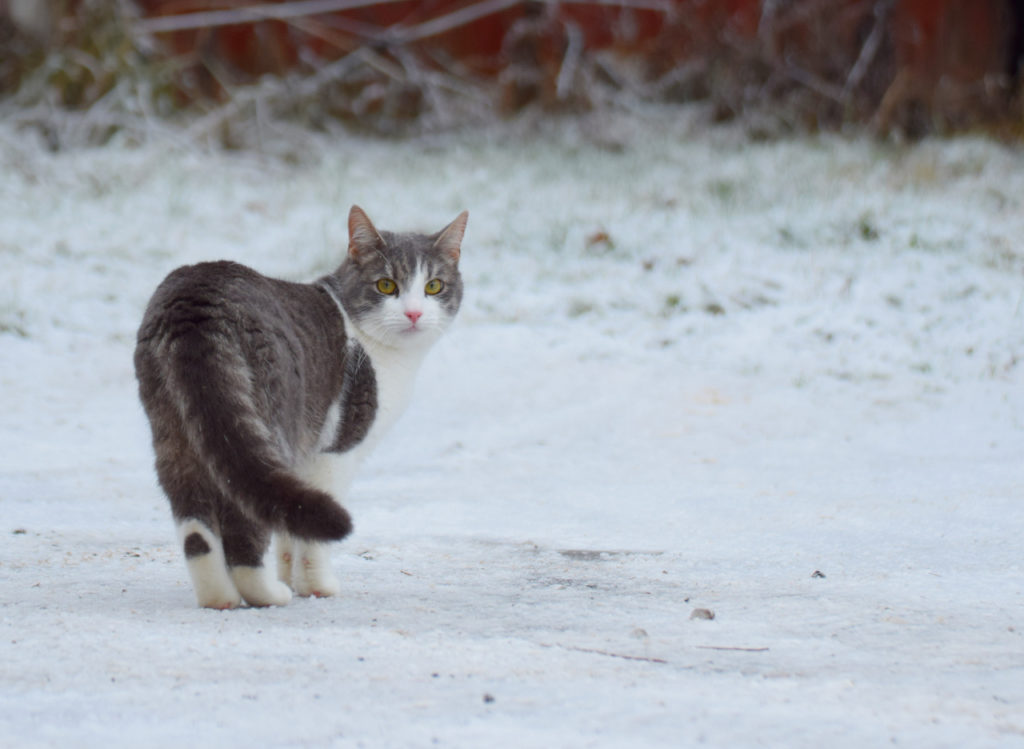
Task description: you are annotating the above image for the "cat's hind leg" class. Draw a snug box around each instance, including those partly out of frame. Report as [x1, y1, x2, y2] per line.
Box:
[156, 433, 242, 610]
[291, 540, 341, 598]
[274, 531, 340, 598]
[220, 503, 292, 607]
[177, 519, 242, 610]
[290, 454, 343, 597]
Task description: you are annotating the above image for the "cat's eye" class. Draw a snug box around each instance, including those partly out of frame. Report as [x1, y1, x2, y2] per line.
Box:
[425, 279, 444, 296]
[376, 278, 398, 295]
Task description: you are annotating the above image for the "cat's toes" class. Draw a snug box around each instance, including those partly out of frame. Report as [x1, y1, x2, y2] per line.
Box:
[294, 574, 341, 598]
[197, 591, 243, 610]
[311, 579, 341, 598]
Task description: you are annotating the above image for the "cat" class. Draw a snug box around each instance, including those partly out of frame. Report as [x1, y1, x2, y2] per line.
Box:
[134, 205, 467, 609]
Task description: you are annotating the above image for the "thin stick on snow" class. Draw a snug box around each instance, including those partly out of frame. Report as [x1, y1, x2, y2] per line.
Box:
[541, 643, 669, 664]
[697, 645, 770, 653]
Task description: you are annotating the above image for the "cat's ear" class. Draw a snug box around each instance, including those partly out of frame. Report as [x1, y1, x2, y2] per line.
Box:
[348, 205, 385, 262]
[433, 211, 468, 263]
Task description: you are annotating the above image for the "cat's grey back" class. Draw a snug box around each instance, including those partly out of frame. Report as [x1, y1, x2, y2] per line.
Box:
[136, 260, 349, 460]
[134, 259, 356, 544]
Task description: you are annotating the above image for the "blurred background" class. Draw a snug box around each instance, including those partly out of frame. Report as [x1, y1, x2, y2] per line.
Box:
[2, 0, 1023, 147]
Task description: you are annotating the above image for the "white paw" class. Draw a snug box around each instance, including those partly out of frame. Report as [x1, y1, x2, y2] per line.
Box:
[180, 520, 243, 609]
[247, 580, 293, 607]
[293, 570, 341, 598]
[195, 589, 243, 610]
[231, 566, 294, 607]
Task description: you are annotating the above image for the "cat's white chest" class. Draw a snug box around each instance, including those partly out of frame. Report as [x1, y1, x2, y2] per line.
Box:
[348, 335, 424, 463]
[313, 281, 431, 464]
[363, 345, 419, 442]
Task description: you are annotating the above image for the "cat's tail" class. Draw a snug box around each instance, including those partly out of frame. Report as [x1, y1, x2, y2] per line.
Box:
[161, 332, 352, 542]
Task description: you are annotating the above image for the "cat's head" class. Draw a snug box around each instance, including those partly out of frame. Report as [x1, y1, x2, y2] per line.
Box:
[336, 205, 466, 350]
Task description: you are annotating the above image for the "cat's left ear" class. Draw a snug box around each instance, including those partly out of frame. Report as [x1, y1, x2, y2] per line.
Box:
[348, 205, 385, 262]
[433, 211, 468, 263]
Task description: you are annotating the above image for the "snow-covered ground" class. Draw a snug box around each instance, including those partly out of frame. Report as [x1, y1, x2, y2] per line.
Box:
[1, 109, 1022, 747]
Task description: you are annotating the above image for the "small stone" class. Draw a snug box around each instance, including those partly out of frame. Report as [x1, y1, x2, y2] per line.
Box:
[482, 693, 496, 704]
[690, 608, 715, 621]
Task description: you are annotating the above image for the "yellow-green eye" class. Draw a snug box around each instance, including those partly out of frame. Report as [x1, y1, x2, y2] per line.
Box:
[425, 279, 444, 295]
[376, 278, 397, 295]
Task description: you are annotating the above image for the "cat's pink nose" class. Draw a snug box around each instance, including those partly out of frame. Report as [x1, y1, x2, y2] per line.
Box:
[405, 309, 422, 324]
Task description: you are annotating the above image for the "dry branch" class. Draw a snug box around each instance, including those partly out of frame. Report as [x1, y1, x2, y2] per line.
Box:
[135, 0, 674, 42]
[842, 0, 894, 102]
[389, 0, 520, 43]
[134, 0, 407, 35]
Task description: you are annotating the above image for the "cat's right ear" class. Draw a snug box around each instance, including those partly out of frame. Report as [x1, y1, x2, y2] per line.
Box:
[348, 205, 385, 262]
[434, 210, 469, 263]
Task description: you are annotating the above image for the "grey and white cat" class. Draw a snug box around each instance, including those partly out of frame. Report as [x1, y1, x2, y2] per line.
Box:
[134, 206, 467, 608]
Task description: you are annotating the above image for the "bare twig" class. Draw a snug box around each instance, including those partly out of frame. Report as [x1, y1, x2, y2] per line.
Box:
[389, 0, 520, 43]
[419, 48, 493, 115]
[560, 0, 673, 10]
[134, 0, 408, 35]
[393, 0, 673, 44]
[136, 0, 675, 43]
[278, 13, 363, 56]
[783, 60, 846, 103]
[556, 20, 584, 100]
[842, 0, 895, 102]
[295, 46, 402, 95]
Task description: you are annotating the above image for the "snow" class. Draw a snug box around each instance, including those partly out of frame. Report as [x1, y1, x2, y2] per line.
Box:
[1, 108, 1023, 747]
